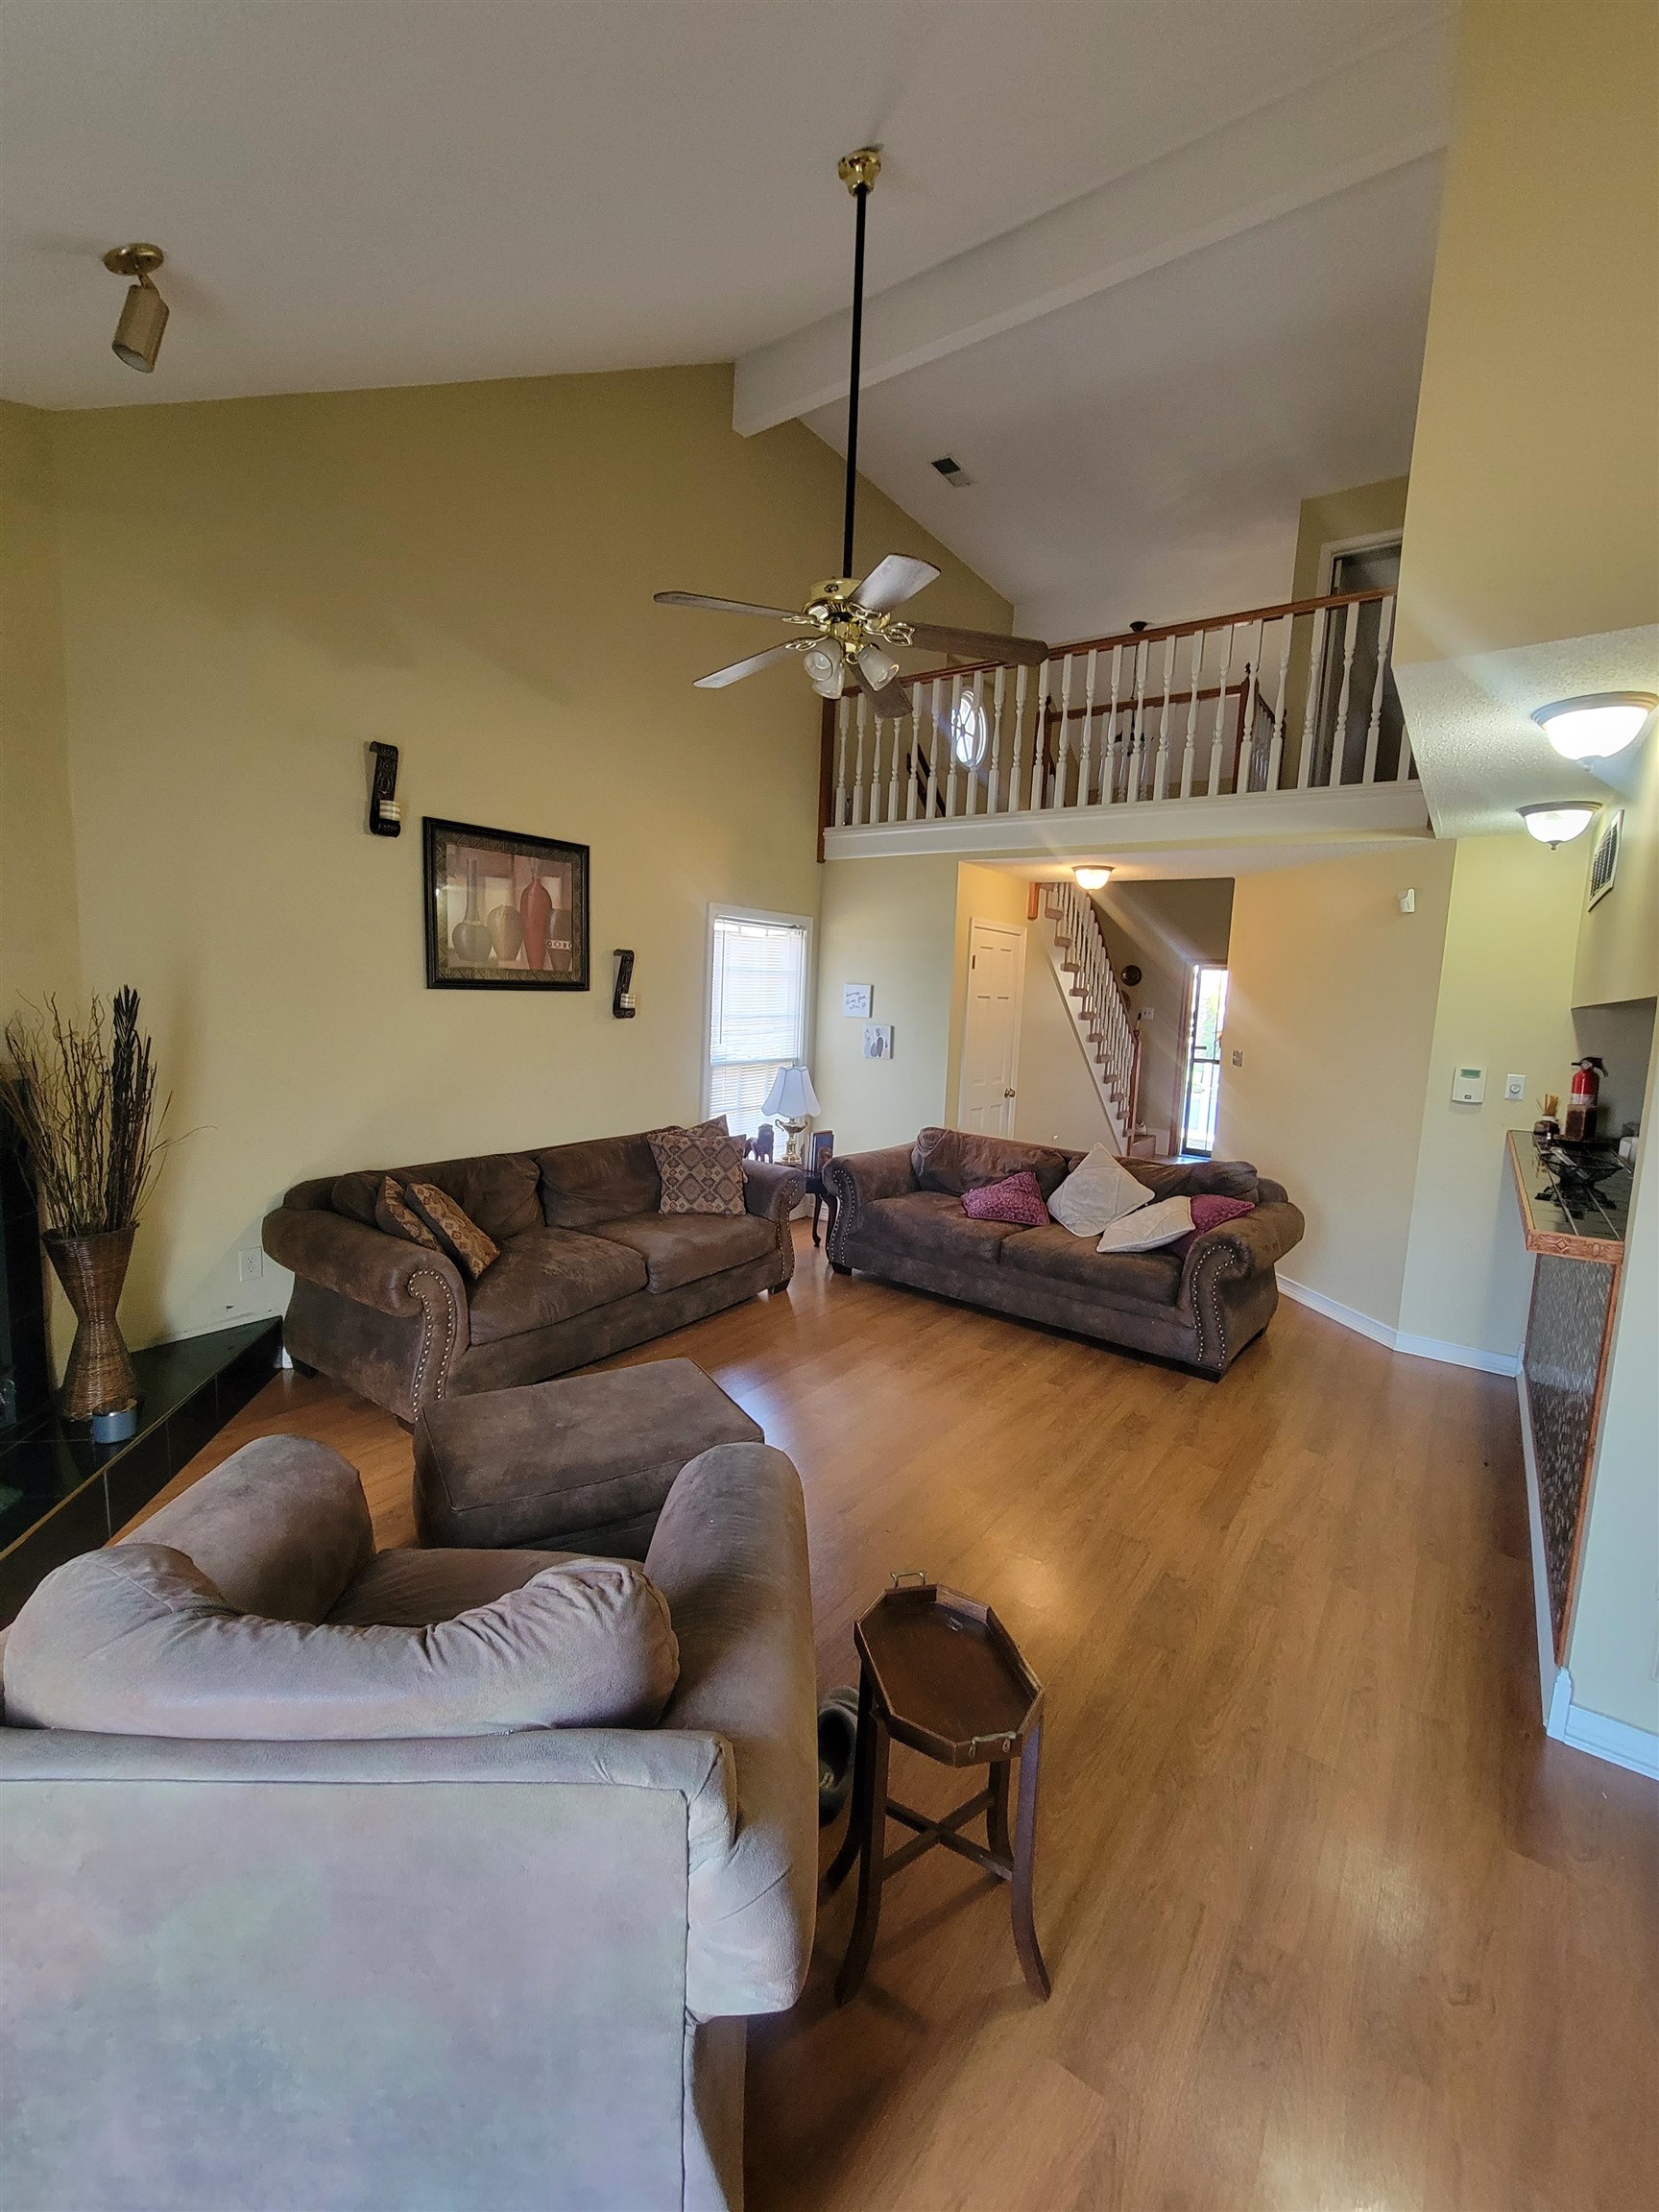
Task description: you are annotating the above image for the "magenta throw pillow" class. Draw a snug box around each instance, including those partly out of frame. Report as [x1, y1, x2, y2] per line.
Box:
[1170, 1192, 1255, 1256]
[961, 1170, 1050, 1227]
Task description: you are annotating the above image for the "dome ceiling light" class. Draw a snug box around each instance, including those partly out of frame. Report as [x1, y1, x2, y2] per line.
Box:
[1073, 866, 1111, 891]
[1519, 803, 1599, 848]
[1531, 692, 1656, 761]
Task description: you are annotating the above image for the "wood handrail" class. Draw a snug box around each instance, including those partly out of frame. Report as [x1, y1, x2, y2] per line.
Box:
[874, 584, 1396, 694]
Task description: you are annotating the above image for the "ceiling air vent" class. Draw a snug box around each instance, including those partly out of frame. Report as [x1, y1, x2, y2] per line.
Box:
[930, 455, 974, 488]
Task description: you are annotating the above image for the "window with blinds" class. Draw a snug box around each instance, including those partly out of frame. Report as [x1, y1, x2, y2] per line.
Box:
[708, 911, 810, 1139]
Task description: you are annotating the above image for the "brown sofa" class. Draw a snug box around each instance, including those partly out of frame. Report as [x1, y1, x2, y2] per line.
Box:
[263, 1133, 805, 1424]
[823, 1128, 1304, 1377]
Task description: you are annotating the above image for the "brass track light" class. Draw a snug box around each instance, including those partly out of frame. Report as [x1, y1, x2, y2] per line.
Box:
[103, 244, 168, 373]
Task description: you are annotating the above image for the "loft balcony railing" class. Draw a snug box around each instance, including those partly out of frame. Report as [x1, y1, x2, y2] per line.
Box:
[821, 585, 1414, 847]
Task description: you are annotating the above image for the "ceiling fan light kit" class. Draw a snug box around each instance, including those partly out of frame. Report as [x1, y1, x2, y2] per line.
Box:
[104, 243, 169, 372]
[656, 151, 1047, 711]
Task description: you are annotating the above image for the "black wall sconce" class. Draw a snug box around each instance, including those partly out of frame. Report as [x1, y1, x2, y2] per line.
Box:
[613, 950, 637, 1019]
[368, 743, 401, 836]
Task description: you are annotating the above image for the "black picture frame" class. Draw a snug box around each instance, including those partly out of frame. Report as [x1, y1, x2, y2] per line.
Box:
[422, 816, 590, 991]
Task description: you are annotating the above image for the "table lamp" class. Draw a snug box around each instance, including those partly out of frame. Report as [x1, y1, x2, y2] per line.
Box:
[762, 1063, 822, 1166]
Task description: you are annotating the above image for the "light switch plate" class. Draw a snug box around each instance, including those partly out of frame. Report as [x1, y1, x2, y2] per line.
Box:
[1452, 1064, 1486, 1105]
[1504, 1072, 1527, 1101]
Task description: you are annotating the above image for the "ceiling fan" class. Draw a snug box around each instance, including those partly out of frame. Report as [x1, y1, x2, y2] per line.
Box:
[656, 147, 1048, 720]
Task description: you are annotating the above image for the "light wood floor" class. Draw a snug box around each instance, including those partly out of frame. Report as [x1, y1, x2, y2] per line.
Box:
[128, 1227, 1658, 2212]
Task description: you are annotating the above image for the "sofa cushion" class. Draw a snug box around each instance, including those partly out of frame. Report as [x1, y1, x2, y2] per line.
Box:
[857, 1190, 1024, 1268]
[119, 1434, 375, 1623]
[1000, 1222, 1184, 1307]
[647, 1124, 747, 1217]
[373, 1176, 440, 1250]
[911, 1126, 1070, 1199]
[332, 1151, 542, 1243]
[466, 1226, 649, 1346]
[1048, 1146, 1157, 1237]
[415, 1359, 763, 1551]
[1094, 1196, 1193, 1252]
[1127, 1158, 1262, 1205]
[589, 1210, 775, 1292]
[3, 1543, 680, 1738]
[536, 1132, 662, 1230]
[328, 1547, 580, 1626]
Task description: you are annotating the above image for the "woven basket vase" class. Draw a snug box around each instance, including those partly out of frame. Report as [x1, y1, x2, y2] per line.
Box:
[44, 1225, 137, 1422]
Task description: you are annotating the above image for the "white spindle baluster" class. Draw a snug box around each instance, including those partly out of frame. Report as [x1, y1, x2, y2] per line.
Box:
[1238, 618, 1263, 790]
[1362, 593, 1396, 785]
[871, 705, 886, 824]
[887, 692, 903, 821]
[1266, 613, 1292, 791]
[968, 669, 986, 816]
[905, 687, 921, 820]
[1050, 655, 1072, 809]
[1153, 636, 1175, 799]
[926, 679, 943, 817]
[1330, 601, 1359, 785]
[1104, 643, 1124, 803]
[1128, 639, 1148, 804]
[852, 693, 867, 825]
[1077, 649, 1098, 806]
[945, 672, 963, 815]
[1297, 608, 1326, 788]
[834, 697, 851, 826]
[1207, 624, 1233, 797]
[1180, 630, 1203, 798]
[989, 665, 1007, 813]
[1011, 664, 1030, 811]
[1032, 660, 1050, 807]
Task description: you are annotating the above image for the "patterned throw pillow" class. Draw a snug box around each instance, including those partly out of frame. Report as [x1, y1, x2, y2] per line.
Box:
[960, 1170, 1050, 1227]
[1169, 1194, 1255, 1258]
[403, 1181, 501, 1279]
[647, 1124, 747, 1217]
[373, 1176, 440, 1251]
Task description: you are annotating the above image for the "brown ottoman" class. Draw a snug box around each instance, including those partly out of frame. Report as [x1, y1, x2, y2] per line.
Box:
[413, 1358, 763, 1558]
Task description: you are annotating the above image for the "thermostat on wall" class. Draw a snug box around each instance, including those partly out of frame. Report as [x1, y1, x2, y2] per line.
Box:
[1451, 1064, 1486, 1105]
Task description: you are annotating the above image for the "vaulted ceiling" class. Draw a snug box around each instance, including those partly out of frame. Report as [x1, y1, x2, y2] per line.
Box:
[2, 0, 1452, 638]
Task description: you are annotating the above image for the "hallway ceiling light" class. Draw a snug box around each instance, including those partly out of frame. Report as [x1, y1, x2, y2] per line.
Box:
[103, 244, 168, 372]
[1073, 866, 1111, 891]
[1519, 803, 1598, 848]
[1531, 692, 1656, 761]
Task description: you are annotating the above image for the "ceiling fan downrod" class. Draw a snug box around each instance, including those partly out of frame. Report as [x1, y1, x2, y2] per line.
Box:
[837, 146, 881, 583]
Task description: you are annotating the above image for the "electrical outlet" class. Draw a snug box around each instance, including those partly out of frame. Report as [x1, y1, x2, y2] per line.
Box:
[1504, 1072, 1527, 1101]
[237, 1248, 263, 1284]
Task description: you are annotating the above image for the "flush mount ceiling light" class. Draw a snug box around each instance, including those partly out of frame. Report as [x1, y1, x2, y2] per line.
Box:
[1519, 802, 1598, 848]
[1531, 692, 1657, 761]
[103, 244, 168, 372]
[1073, 866, 1112, 891]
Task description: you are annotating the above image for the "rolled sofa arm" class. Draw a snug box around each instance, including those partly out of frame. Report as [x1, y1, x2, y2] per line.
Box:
[263, 1206, 466, 1325]
[644, 1442, 817, 2022]
[742, 1160, 805, 1221]
[1179, 1198, 1306, 1302]
[822, 1143, 915, 1239]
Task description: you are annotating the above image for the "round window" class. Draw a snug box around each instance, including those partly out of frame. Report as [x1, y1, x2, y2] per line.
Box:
[950, 691, 988, 769]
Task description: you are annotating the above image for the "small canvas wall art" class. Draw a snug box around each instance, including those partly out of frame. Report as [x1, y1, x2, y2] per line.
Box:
[863, 1023, 893, 1060]
[423, 817, 589, 991]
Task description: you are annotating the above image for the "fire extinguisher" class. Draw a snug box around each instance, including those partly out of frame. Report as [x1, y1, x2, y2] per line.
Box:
[1564, 1056, 1604, 1142]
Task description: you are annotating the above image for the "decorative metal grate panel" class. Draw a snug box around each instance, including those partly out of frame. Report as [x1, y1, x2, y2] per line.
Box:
[1523, 1254, 1614, 1654]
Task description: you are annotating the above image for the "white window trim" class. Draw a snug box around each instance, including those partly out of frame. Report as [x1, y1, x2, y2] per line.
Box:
[703, 902, 816, 1124]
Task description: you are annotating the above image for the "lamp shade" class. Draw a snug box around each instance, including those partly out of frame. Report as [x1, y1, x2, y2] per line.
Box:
[763, 1064, 822, 1118]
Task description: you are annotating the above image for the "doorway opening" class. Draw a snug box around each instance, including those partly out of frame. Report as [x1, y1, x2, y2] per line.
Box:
[958, 919, 1025, 1137]
[1179, 965, 1229, 1157]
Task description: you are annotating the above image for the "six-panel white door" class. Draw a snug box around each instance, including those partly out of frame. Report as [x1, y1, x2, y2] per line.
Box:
[959, 920, 1025, 1137]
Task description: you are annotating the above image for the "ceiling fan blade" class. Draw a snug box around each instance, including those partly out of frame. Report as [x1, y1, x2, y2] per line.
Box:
[904, 622, 1049, 666]
[861, 676, 918, 721]
[854, 554, 942, 613]
[656, 590, 803, 622]
[693, 641, 803, 690]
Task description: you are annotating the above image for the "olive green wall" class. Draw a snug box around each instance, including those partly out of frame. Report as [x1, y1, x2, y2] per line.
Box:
[7, 365, 1006, 1349]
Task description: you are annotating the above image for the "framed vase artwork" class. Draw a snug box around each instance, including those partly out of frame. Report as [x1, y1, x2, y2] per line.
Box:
[422, 817, 589, 991]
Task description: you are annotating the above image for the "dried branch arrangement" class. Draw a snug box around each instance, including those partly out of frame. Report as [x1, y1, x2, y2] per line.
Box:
[0, 990, 179, 1238]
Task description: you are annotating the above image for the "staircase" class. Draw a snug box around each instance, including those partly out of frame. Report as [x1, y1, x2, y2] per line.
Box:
[1041, 879, 1141, 1152]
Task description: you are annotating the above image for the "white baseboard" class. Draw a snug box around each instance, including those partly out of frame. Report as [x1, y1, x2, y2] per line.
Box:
[1277, 1275, 1521, 1377]
[1548, 1668, 1659, 1781]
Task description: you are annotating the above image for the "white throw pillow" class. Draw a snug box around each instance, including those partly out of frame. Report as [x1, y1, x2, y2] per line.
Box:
[1094, 1196, 1193, 1252]
[1048, 1146, 1154, 1237]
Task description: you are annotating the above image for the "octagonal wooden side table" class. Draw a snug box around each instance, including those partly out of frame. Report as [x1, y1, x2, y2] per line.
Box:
[824, 1574, 1050, 2004]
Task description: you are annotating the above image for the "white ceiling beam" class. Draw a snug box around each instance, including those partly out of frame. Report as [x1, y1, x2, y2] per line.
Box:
[733, 22, 1452, 437]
